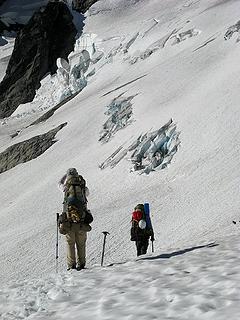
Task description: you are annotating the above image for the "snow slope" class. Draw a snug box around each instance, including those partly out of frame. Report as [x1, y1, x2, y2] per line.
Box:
[1, 234, 240, 320]
[0, 0, 240, 317]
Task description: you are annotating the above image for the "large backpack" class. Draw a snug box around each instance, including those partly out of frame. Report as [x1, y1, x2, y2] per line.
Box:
[131, 204, 154, 241]
[131, 204, 147, 240]
[64, 173, 87, 223]
[132, 204, 145, 220]
[58, 209, 93, 235]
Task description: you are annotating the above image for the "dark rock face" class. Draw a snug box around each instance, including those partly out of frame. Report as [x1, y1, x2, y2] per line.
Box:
[72, 0, 99, 13]
[0, 20, 23, 34]
[0, 123, 67, 174]
[0, 0, 23, 35]
[0, 2, 77, 118]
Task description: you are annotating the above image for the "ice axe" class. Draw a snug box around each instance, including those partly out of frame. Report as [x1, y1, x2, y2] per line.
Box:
[101, 231, 110, 266]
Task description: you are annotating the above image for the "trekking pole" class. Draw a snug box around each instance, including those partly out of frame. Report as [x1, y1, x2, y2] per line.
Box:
[101, 231, 110, 266]
[56, 213, 59, 273]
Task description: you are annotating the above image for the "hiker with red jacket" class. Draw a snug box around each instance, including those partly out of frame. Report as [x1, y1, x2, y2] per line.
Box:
[130, 204, 154, 256]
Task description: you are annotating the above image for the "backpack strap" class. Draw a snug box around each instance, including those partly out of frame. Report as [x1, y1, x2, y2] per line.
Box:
[78, 175, 88, 204]
[72, 184, 77, 198]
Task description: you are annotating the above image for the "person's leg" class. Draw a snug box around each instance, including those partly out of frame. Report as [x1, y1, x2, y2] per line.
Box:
[135, 241, 142, 256]
[65, 227, 76, 269]
[75, 229, 87, 269]
[141, 239, 149, 255]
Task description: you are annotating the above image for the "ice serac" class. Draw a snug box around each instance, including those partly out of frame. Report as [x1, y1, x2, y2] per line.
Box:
[72, 0, 99, 13]
[0, 1, 77, 118]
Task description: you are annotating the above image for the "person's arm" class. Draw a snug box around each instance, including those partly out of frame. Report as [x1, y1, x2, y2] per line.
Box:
[78, 175, 89, 197]
[58, 174, 67, 192]
[85, 186, 90, 197]
[150, 228, 155, 241]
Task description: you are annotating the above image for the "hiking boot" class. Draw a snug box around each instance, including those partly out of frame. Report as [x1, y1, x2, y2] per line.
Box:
[76, 263, 85, 271]
[67, 264, 76, 271]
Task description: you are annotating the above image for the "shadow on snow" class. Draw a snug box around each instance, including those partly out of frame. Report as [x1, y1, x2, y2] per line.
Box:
[138, 242, 219, 261]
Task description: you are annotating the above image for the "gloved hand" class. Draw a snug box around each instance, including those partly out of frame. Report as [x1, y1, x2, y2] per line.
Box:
[150, 235, 155, 241]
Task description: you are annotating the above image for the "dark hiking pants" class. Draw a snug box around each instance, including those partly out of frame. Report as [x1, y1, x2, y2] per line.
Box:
[135, 239, 149, 256]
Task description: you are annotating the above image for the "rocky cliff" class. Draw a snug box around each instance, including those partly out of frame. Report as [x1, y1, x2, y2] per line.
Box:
[0, 1, 77, 118]
[72, 0, 99, 13]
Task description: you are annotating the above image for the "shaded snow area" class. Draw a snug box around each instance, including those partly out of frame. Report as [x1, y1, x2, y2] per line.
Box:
[0, 35, 14, 81]
[1, 234, 240, 320]
[100, 119, 180, 174]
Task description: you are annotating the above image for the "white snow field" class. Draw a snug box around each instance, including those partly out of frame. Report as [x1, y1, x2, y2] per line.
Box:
[1, 234, 240, 320]
[0, 0, 240, 318]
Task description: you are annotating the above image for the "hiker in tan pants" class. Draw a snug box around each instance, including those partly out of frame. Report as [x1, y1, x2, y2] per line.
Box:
[65, 223, 87, 270]
[58, 168, 91, 271]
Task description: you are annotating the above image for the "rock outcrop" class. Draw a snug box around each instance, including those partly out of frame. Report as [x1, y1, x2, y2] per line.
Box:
[0, 123, 67, 174]
[0, 19, 23, 34]
[0, 0, 23, 34]
[0, 0, 48, 35]
[0, 1, 77, 118]
[72, 0, 99, 13]
[0, 0, 6, 6]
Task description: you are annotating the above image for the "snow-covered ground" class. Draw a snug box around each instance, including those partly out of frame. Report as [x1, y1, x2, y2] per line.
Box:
[1, 233, 240, 319]
[0, 0, 240, 318]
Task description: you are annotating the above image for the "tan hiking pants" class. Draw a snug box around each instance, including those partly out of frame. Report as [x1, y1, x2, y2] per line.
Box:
[65, 223, 87, 268]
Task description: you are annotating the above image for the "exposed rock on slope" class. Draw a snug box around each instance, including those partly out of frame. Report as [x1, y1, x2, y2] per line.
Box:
[72, 0, 99, 13]
[0, 0, 23, 35]
[0, 123, 67, 174]
[0, 0, 48, 35]
[0, 1, 77, 118]
[0, 19, 23, 34]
